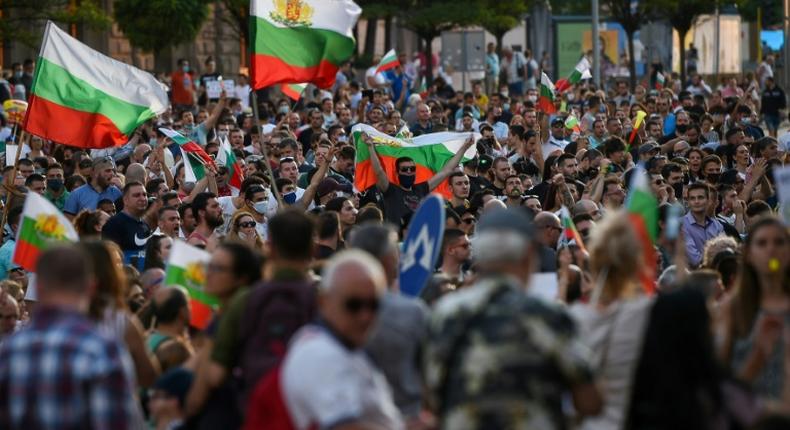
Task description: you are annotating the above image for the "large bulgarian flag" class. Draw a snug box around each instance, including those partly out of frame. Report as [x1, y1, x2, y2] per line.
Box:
[250, 0, 362, 90]
[352, 123, 477, 198]
[216, 136, 244, 191]
[160, 128, 216, 183]
[23, 22, 168, 149]
[554, 57, 592, 94]
[165, 240, 219, 330]
[626, 166, 658, 294]
[13, 192, 79, 272]
[537, 73, 557, 114]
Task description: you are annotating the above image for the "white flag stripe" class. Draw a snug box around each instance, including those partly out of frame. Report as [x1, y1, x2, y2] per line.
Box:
[251, 0, 361, 36]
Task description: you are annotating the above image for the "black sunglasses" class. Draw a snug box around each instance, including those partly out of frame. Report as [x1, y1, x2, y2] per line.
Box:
[399, 166, 416, 173]
[238, 221, 256, 228]
[343, 297, 379, 314]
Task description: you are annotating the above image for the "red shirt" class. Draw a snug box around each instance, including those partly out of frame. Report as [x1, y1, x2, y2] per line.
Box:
[171, 70, 195, 105]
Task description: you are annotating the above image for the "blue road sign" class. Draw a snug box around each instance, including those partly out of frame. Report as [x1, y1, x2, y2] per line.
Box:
[399, 195, 445, 296]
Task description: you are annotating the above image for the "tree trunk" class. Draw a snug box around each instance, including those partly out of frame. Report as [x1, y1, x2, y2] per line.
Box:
[495, 32, 504, 57]
[364, 18, 378, 59]
[424, 35, 434, 85]
[678, 29, 687, 86]
[627, 31, 636, 91]
[384, 16, 393, 51]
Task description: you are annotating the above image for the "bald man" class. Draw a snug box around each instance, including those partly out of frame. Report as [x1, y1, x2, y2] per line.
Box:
[279, 251, 403, 429]
[534, 211, 562, 272]
[148, 287, 193, 372]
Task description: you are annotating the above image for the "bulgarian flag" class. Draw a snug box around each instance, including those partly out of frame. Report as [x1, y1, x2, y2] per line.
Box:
[164, 240, 219, 330]
[627, 110, 647, 149]
[23, 22, 168, 148]
[160, 128, 216, 183]
[554, 57, 591, 94]
[375, 49, 399, 74]
[13, 192, 79, 272]
[352, 123, 477, 198]
[216, 136, 244, 190]
[655, 72, 665, 90]
[626, 166, 658, 294]
[537, 73, 557, 114]
[565, 114, 581, 133]
[559, 206, 586, 252]
[280, 82, 307, 101]
[250, 0, 361, 90]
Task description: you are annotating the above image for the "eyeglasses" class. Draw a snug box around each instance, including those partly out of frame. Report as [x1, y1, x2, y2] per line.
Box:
[343, 297, 380, 314]
[238, 221, 256, 228]
[399, 166, 416, 173]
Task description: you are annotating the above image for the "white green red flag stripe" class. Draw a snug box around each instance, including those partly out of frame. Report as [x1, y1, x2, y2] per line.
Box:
[626, 166, 658, 294]
[352, 123, 477, 198]
[280, 82, 307, 101]
[23, 22, 168, 149]
[554, 57, 591, 93]
[250, 0, 361, 90]
[537, 73, 557, 113]
[564, 115, 580, 133]
[216, 135, 244, 190]
[160, 128, 216, 183]
[375, 49, 399, 74]
[655, 72, 665, 90]
[164, 240, 218, 329]
[13, 192, 79, 272]
[559, 205, 586, 252]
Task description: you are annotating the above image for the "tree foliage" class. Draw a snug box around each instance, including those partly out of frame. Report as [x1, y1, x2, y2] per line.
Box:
[478, 0, 530, 53]
[737, 0, 783, 27]
[0, 0, 111, 48]
[216, 0, 249, 41]
[649, 0, 716, 84]
[602, 0, 651, 90]
[114, 0, 211, 53]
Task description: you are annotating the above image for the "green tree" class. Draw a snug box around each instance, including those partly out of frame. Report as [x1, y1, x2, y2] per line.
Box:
[114, 0, 211, 54]
[0, 0, 111, 48]
[602, 0, 650, 90]
[651, 0, 717, 84]
[549, 0, 590, 15]
[477, 0, 530, 56]
[398, 0, 480, 84]
[737, 0, 782, 27]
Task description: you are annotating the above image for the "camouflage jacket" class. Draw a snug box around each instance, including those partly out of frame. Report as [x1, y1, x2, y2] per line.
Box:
[424, 274, 593, 430]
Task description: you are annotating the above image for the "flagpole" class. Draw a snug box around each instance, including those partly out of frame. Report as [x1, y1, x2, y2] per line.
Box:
[251, 90, 284, 209]
[1, 131, 28, 231]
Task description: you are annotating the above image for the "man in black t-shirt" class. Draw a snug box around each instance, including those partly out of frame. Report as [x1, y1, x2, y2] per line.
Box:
[198, 57, 221, 106]
[362, 132, 475, 225]
[102, 181, 152, 271]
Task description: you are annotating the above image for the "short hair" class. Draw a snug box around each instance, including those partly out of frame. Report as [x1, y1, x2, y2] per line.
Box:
[268, 209, 315, 261]
[153, 287, 188, 325]
[442, 228, 466, 252]
[145, 178, 166, 196]
[17, 159, 33, 168]
[745, 200, 771, 218]
[24, 173, 45, 187]
[158, 205, 178, 218]
[348, 222, 398, 260]
[602, 137, 626, 156]
[395, 156, 415, 170]
[448, 171, 468, 183]
[217, 242, 263, 285]
[35, 245, 93, 294]
[356, 206, 383, 224]
[7, 205, 23, 227]
[123, 181, 145, 196]
[317, 211, 340, 240]
[191, 192, 216, 222]
[661, 162, 682, 179]
[177, 202, 192, 220]
[557, 153, 576, 168]
[320, 250, 386, 293]
[687, 182, 710, 198]
[701, 154, 722, 168]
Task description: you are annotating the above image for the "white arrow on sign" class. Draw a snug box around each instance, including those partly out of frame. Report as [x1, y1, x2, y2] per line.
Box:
[400, 224, 435, 272]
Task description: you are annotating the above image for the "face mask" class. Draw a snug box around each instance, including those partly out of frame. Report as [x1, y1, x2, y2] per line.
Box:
[13, 71, 22, 79]
[503, 103, 510, 112]
[278, 105, 289, 114]
[676, 124, 688, 133]
[337, 135, 348, 143]
[253, 200, 269, 214]
[501, 91, 509, 98]
[283, 191, 297, 204]
[398, 174, 415, 188]
[566, 93, 575, 101]
[35, 168, 45, 175]
[741, 118, 751, 125]
[217, 131, 229, 140]
[526, 95, 537, 103]
[149, 137, 158, 147]
[672, 182, 684, 199]
[47, 179, 64, 192]
[182, 65, 190, 73]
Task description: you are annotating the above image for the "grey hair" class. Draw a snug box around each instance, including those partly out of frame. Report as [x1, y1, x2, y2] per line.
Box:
[472, 230, 531, 265]
[347, 222, 399, 260]
[320, 250, 387, 294]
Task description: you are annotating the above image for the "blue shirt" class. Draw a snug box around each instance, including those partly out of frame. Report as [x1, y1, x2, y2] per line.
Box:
[682, 212, 724, 267]
[0, 239, 14, 281]
[385, 71, 411, 105]
[663, 113, 676, 136]
[63, 183, 122, 215]
[486, 53, 500, 77]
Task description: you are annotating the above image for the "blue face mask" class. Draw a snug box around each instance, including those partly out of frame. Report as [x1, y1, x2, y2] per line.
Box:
[182, 65, 190, 73]
[283, 191, 297, 204]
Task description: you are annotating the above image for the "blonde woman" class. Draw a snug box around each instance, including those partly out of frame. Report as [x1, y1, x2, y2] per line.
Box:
[570, 213, 654, 430]
[226, 211, 265, 252]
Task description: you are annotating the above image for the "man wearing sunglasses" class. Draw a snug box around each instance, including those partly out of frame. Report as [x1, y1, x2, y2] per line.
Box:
[279, 250, 403, 429]
[363, 132, 475, 225]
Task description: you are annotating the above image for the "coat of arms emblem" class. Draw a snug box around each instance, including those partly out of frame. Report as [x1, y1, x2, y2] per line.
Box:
[270, 0, 314, 27]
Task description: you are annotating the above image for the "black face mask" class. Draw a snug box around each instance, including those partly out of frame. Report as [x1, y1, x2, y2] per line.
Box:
[46, 179, 64, 192]
[398, 174, 415, 189]
[706, 173, 721, 184]
[676, 124, 688, 134]
[672, 182, 684, 199]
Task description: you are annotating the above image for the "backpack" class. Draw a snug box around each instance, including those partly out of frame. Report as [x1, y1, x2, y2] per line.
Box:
[236, 280, 317, 410]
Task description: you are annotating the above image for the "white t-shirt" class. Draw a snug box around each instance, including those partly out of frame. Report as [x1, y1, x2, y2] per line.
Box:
[282, 325, 404, 430]
[365, 66, 387, 88]
[778, 131, 790, 152]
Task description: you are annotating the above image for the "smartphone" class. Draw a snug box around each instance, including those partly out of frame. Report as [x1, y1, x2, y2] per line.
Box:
[665, 203, 683, 240]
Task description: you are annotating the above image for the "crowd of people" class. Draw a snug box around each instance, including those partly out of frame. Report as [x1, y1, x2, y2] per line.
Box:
[0, 43, 788, 430]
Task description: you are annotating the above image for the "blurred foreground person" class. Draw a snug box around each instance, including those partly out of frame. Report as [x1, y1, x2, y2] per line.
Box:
[0, 246, 143, 429]
[425, 208, 601, 429]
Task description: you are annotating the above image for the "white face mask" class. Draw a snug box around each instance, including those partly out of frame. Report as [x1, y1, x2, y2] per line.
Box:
[253, 200, 269, 214]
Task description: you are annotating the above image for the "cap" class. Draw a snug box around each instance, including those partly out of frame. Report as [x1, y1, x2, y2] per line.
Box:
[551, 117, 564, 127]
[317, 177, 353, 198]
[477, 207, 535, 239]
[477, 154, 493, 171]
[152, 368, 194, 407]
[638, 142, 659, 155]
[92, 156, 115, 170]
[462, 111, 474, 119]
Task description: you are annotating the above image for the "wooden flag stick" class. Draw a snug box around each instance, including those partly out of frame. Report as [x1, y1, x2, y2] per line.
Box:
[251, 90, 284, 209]
[1, 131, 29, 231]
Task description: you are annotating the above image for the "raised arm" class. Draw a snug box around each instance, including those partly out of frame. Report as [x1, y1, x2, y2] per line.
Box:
[295, 145, 334, 210]
[427, 135, 475, 191]
[363, 132, 390, 193]
[202, 90, 228, 131]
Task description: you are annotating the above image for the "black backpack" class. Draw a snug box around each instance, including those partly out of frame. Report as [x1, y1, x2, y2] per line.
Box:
[235, 280, 317, 409]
